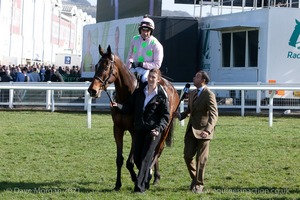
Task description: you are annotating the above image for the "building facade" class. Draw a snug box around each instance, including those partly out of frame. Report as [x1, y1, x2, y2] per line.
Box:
[0, 0, 95, 66]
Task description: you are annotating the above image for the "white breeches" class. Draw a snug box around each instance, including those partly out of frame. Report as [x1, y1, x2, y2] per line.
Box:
[130, 67, 149, 83]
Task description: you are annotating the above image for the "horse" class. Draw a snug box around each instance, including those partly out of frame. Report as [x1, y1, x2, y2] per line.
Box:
[88, 45, 180, 191]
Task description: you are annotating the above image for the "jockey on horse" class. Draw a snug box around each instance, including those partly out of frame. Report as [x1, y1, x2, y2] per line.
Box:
[126, 15, 163, 84]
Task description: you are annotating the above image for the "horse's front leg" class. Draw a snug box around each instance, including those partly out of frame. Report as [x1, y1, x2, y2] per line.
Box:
[126, 131, 136, 183]
[114, 127, 124, 191]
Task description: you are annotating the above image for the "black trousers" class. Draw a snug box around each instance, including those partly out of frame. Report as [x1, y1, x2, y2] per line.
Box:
[134, 130, 161, 192]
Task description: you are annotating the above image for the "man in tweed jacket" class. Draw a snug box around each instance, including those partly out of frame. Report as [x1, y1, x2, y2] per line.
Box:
[175, 70, 218, 194]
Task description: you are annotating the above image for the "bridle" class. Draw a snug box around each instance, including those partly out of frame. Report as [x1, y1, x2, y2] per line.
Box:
[93, 54, 116, 103]
[93, 54, 115, 90]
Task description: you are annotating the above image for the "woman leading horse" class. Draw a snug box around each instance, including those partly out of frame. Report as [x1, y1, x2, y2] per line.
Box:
[88, 45, 179, 191]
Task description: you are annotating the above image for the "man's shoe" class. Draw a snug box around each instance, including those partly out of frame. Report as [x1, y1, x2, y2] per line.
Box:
[134, 185, 145, 193]
[192, 185, 204, 194]
[145, 173, 152, 190]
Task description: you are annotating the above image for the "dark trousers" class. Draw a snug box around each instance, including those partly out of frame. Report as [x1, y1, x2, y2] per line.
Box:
[134, 130, 161, 192]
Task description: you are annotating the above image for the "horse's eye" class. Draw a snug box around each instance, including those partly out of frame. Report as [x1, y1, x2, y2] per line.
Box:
[104, 62, 111, 70]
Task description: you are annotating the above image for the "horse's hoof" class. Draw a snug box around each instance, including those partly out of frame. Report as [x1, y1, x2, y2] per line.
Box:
[114, 184, 121, 191]
[153, 179, 160, 185]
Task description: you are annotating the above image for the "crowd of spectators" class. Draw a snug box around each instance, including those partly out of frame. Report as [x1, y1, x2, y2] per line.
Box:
[0, 64, 82, 103]
[0, 64, 81, 83]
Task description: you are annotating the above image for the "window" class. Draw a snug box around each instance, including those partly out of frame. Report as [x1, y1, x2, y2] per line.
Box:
[222, 33, 231, 67]
[248, 30, 258, 67]
[222, 30, 258, 68]
[233, 32, 246, 67]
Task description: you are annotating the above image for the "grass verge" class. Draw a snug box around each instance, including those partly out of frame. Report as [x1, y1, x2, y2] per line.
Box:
[0, 111, 299, 199]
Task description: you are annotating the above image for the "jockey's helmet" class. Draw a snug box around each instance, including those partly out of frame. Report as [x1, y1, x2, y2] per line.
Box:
[139, 15, 155, 35]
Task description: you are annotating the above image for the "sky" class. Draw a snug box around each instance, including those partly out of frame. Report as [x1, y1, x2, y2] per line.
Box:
[87, 0, 97, 6]
[86, 0, 196, 15]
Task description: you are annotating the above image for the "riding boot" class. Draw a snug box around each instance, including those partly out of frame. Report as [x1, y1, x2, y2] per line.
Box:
[134, 73, 141, 89]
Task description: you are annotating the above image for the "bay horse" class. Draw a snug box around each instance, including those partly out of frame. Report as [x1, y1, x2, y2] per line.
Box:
[88, 45, 179, 191]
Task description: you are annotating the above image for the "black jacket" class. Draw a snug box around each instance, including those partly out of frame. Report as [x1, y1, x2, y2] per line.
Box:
[117, 82, 170, 133]
[50, 71, 64, 82]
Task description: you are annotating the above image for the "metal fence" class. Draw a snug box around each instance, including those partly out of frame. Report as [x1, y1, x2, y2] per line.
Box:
[1, 81, 300, 127]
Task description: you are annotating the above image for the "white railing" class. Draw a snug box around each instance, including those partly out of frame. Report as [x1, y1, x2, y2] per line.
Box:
[1, 81, 300, 127]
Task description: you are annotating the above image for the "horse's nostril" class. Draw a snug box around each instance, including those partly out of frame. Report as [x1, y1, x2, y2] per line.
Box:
[88, 89, 96, 97]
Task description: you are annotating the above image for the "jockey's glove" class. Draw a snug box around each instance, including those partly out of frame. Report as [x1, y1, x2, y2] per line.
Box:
[131, 62, 143, 69]
[130, 62, 136, 68]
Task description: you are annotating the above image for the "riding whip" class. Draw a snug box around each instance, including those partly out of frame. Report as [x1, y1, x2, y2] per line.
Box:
[151, 83, 191, 168]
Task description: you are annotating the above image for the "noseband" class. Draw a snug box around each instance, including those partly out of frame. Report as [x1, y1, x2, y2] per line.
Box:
[93, 55, 115, 90]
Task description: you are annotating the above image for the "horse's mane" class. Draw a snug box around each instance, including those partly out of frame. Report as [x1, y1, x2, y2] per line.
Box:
[108, 53, 137, 102]
[114, 55, 137, 83]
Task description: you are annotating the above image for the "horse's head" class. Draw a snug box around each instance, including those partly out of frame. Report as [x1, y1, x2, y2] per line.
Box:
[88, 45, 117, 98]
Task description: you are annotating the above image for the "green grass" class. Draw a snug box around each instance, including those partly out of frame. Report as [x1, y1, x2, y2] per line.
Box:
[0, 111, 299, 199]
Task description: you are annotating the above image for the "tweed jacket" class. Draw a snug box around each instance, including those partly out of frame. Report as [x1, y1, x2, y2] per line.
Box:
[180, 87, 218, 139]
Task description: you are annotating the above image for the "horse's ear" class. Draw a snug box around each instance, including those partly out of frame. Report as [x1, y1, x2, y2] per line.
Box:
[99, 45, 104, 56]
[107, 45, 112, 55]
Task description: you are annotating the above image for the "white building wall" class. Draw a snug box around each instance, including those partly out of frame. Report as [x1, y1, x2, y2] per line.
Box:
[32, 0, 44, 62]
[267, 8, 300, 84]
[43, 1, 53, 65]
[0, 0, 95, 66]
[200, 9, 270, 83]
[0, 0, 13, 60]
[200, 7, 300, 99]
